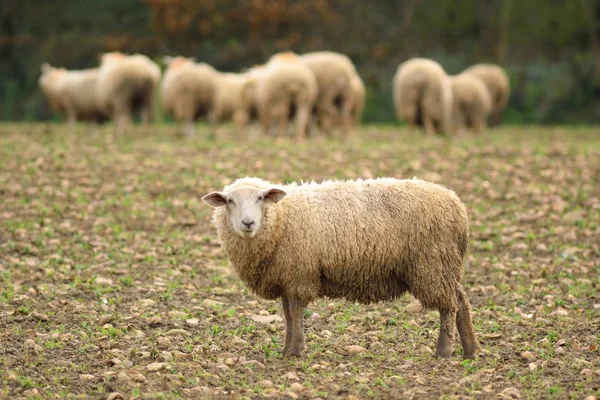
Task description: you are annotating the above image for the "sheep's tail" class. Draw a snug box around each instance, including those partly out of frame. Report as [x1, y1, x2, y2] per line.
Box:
[286, 82, 301, 94]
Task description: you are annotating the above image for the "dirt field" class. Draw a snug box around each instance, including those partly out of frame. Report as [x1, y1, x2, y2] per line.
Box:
[0, 124, 599, 399]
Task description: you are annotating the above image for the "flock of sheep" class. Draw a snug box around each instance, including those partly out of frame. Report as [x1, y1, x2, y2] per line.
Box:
[37, 50, 511, 360]
[39, 50, 509, 138]
[394, 58, 510, 136]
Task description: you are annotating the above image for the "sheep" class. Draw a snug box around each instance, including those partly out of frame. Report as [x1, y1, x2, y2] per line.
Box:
[449, 74, 492, 135]
[326, 71, 366, 131]
[161, 56, 218, 138]
[96, 52, 161, 134]
[462, 64, 510, 126]
[202, 177, 479, 360]
[38, 63, 107, 130]
[393, 58, 453, 135]
[256, 52, 317, 139]
[238, 65, 266, 129]
[301, 51, 356, 135]
[212, 72, 252, 132]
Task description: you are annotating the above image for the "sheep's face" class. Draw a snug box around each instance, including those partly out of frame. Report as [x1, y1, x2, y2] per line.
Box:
[203, 186, 287, 239]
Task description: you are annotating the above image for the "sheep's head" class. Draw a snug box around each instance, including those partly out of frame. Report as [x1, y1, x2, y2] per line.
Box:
[203, 185, 287, 239]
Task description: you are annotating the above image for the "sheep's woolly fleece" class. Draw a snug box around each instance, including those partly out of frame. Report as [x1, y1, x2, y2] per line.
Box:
[210, 176, 469, 311]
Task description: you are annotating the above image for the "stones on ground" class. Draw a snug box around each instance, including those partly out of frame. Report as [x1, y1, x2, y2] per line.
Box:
[242, 360, 266, 370]
[186, 318, 199, 326]
[168, 310, 187, 319]
[132, 373, 146, 383]
[32, 311, 49, 322]
[99, 315, 113, 325]
[345, 345, 366, 354]
[23, 338, 36, 350]
[116, 372, 131, 384]
[138, 299, 156, 308]
[282, 371, 299, 380]
[96, 276, 113, 285]
[79, 374, 95, 380]
[173, 351, 193, 360]
[157, 336, 171, 348]
[498, 387, 521, 399]
[405, 300, 423, 314]
[165, 328, 191, 336]
[202, 299, 224, 308]
[251, 314, 283, 324]
[528, 363, 537, 371]
[259, 380, 274, 388]
[520, 351, 536, 362]
[146, 362, 165, 372]
[290, 382, 304, 393]
[106, 394, 125, 400]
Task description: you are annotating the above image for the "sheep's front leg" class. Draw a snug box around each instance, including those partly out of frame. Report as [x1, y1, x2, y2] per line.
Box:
[281, 297, 293, 355]
[286, 299, 306, 357]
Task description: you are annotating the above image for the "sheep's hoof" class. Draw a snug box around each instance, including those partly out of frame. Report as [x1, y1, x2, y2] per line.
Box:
[284, 348, 304, 358]
[462, 352, 476, 360]
[433, 349, 453, 358]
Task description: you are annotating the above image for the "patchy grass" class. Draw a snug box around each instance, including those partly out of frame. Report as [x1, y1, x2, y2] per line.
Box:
[0, 123, 599, 399]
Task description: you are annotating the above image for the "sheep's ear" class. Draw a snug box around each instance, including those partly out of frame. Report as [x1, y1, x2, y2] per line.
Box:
[262, 188, 286, 204]
[202, 191, 228, 207]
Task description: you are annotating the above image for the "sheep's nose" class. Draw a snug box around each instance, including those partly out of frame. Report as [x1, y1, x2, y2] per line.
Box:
[242, 218, 255, 228]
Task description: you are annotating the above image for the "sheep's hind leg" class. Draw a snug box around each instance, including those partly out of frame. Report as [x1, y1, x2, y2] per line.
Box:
[281, 297, 293, 355]
[434, 308, 456, 358]
[456, 286, 478, 359]
[286, 299, 306, 357]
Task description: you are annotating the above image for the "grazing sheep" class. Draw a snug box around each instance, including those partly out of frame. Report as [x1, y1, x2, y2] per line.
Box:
[39, 63, 107, 129]
[462, 64, 510, 126]
[97, 52, 161, 134]
[212, 72, 252, 131]
[238, 65, 266, 129]
[203, 177, 479, 360]
[393, 58, 453, 135]
[301, 51, 356, 134]
[161, 56, 218, 137]
[256, 52, 317, 139]
[449, 74, 492, 135]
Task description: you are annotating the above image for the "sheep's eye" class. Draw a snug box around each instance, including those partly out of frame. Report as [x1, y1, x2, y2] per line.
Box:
[227, 199, 235, 206]
[256, 196, 263, 203]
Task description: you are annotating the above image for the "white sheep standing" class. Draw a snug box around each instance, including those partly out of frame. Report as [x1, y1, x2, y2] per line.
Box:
[256, 52, 318, 139]
[96, 52, 161, 134]
[161, 56, 218, 138]
[462, 63, 510, 126]
[203, 177, 479, 360]
[39, 63, 107, 131]
[211, 72, 252, 132]
[449, 74, 492, 135]
[238, 65, 266, 132]
[301, 51, 356, 135]
[393, 58, 453, 135]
